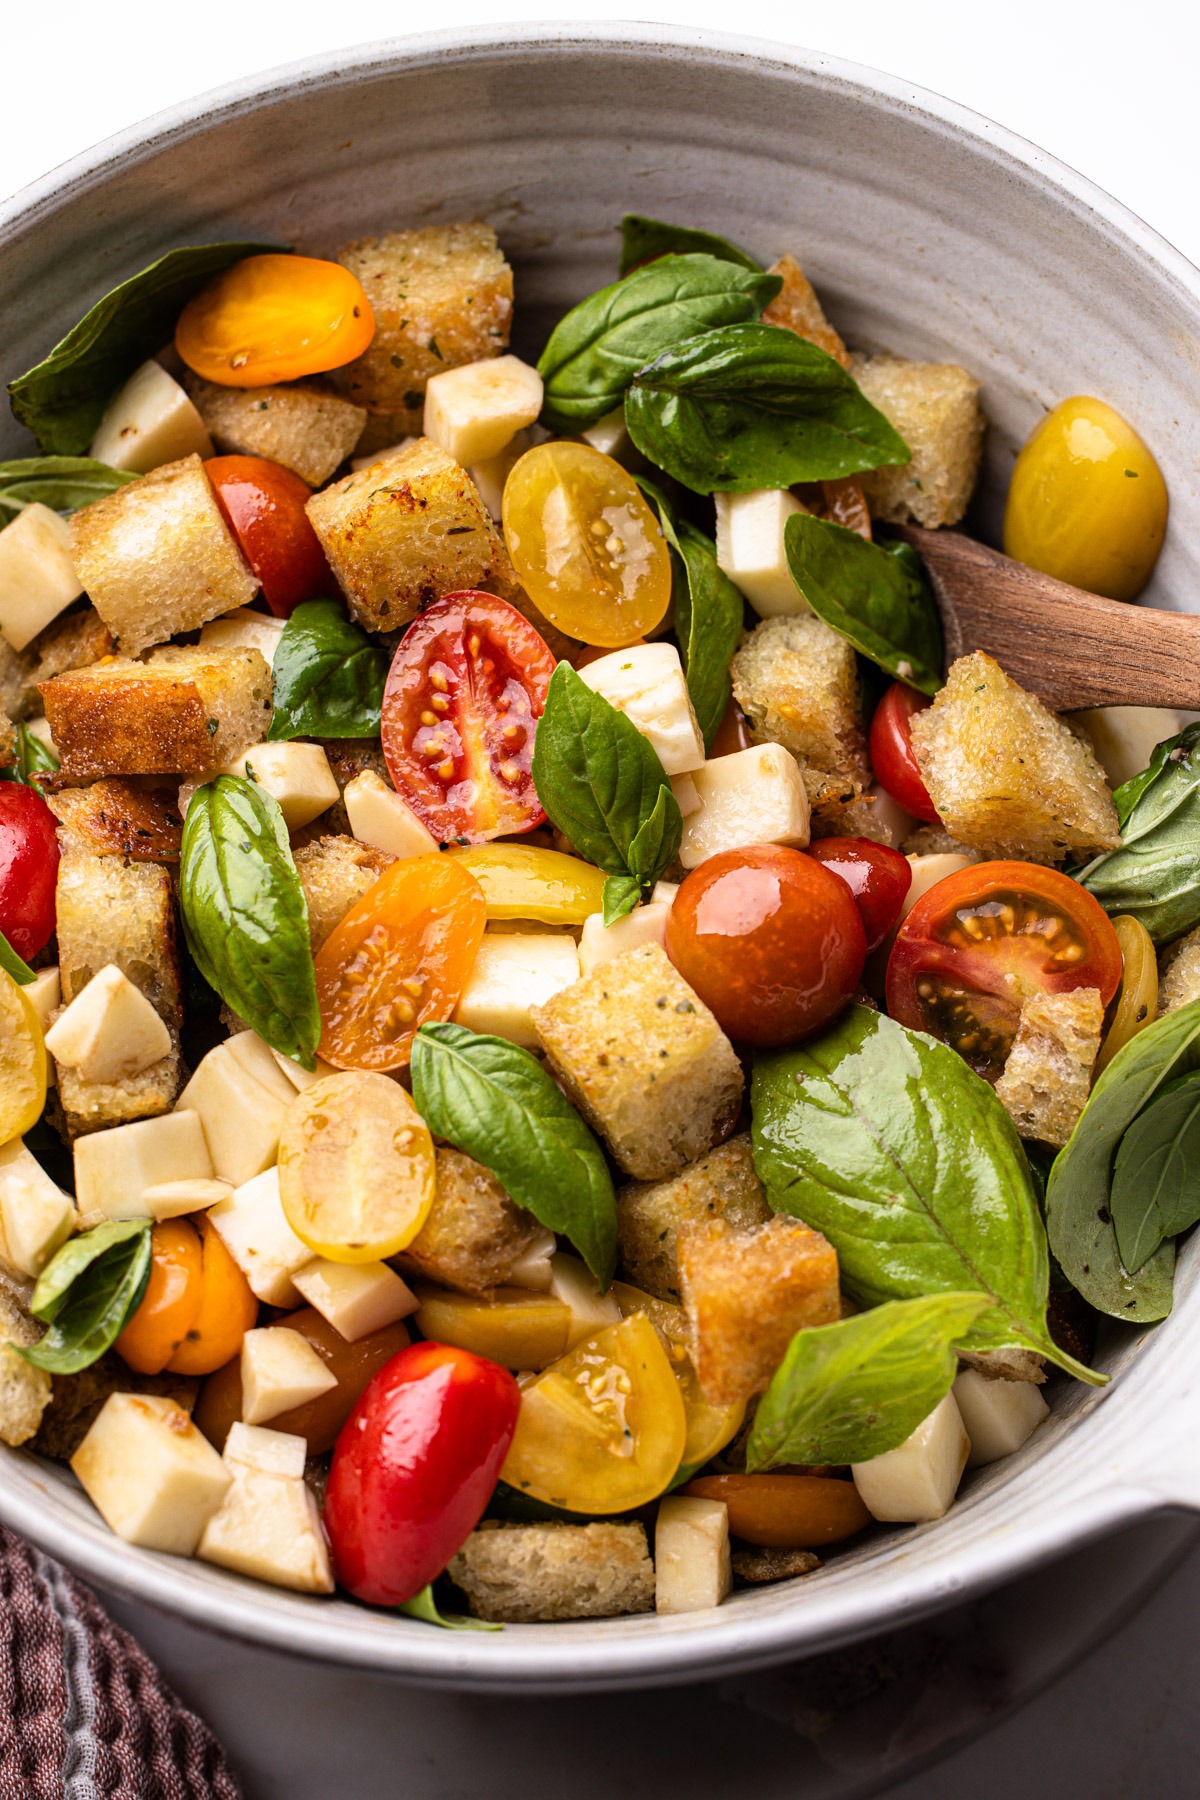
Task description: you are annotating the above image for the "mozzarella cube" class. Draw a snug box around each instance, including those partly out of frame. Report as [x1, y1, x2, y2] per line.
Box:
[679, 743, 810, 869]
[199, 1434, 334, 1594]
[577, 643, 705, 776]
[0, 502, 85, 650]
[860, 786, 919, 850]
[222, 741, 340, 832]
[199, 608, 286, 666]
[74, 1112, 214, 1224]
[455, 933, 580, 1049]
[351, 436, 418, 473]
[655, 1496, 732, 1614]
[670, 772, 701, 817]
[71, 1394, 230, 1555]
[423, 355, 543, 466]
[469, 429, 532, 520]
[548, 1252, 621, 1347]
[291, 1257, 417, 1342]
[343, 769, 438, 859]
[952, 1367, 1050, 1469]
[44, 963, 171, 1085]
[715, 489, 808, 618]
[140, 1178, 234, 1220]
[852, 1392, 970, 1523]
[504, 1227, 558, 1292]
[1074, 704, 1183, 790]
[651, 880, 679, 906]
[578, 899, 671, 977]
[223, 1420, 307, 1479]
[0, 1140, 75, 1278]
[24, 715, 58, 759]
[175, 1037, 294, 1186]
[208, 1168, 312, 1307]
[240, 1326, 338, 1426]
[22, 965, 59, 1089]
[268, 1044, 337, 1092]
[90, 359, 213, 473]
[580, 407, 634, 461]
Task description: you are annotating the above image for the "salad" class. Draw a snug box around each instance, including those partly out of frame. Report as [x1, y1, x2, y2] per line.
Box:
[0, 209, 1190, 1629]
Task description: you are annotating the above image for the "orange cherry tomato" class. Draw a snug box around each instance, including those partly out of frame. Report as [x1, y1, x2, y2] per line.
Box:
[167, 1215, 259, 1376]
[206, 455, 331, 616]
[115, 1216, 256, 1377]
[708, 695, 754, 758]
[681, 1473, 871, 1547]
[176, 254, 375, 387]
[314, 852, 486, 1071]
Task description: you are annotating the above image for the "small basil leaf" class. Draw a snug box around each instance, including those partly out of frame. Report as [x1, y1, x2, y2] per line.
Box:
[0, 929, 35, 986]
[396, 1585, 499, 1631]
[20, 1222, 152, 1374]
[0, 456, 135, 521]
[267, 598, 389, 740]
[601, 873, 642, 927]
[784, 516, 943, 696]
[746, 1292, 991, 1471]
[9, 242, 285, 454]
[31, 1218, 149, 1322]
[620, 215, 763, 276]
[1110, 1071, 1200, 1272]
[410, 1021, 618, 1286]
[624, 324, 910, 494]
[180, 775, 320, 1070]
[2, 720, 61, 787]
[537, 254, 781, 434]
[1077, 722, 1200, 942]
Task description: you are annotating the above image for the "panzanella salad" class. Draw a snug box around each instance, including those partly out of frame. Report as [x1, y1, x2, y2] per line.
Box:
[0, 211, 1186, 1626]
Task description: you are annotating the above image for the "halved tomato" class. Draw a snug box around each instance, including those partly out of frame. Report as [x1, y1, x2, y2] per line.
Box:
[381, 591, 556, 845]
[886, 860, 1122, 1080]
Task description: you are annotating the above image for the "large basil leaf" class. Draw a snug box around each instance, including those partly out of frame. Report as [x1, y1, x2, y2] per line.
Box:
[410, 1021, 618, 1286]
[635, 476, 744, 749]
[746, 1292, 991, 1471]
[619, 215, 762, 275]
[9, 241, 283, 454]
[397, 1585, 499, 1631]
[784, 515, 943, 696]
[0, 456, 135, 521]
[2, 720, 60, 788]
[537, 254, 780, 434]
[268, 598, 389, 741]
[21, 1220, 151, 1374]
[0, 929, 35, 986]
[752, 1005, 1103, 1382]
[624, 324, 910, 494]
[180, 775, 320, 1069]
[1110, 1071, 1200, 1272]
[1078, 722, 1200, 942]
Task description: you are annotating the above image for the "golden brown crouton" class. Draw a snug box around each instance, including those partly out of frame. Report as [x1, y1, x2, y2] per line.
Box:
[1158, 927, 1200, 1015]
[910, 653, 1120, 864]
[993, 987, 1103, 1147]
[28, 605, 114, 694]
[448, 1520, 654, 1623]
[617, 1134, 770, 1302]
[761, 255, 850, 368]
[48, 781, 183, 863]
[677, 1215, 840, 1407]
[531, 944, 744, 1182]
[0, 1282, 50, 1446]
[900, 823, 981, 860]
[0, 638, 36, 721]
[32, 1357, 198, 1462]
[731, 1545, 821, 1584]
[395, 1147, 548, 1296]
[958, 1347, 1046, 1385]
[0, 699, 13, 764]
[851, 353, 985, 528]
[183, 374, 367, 487]
[731, 613, 869, 814]
[291, 833, 393, 951]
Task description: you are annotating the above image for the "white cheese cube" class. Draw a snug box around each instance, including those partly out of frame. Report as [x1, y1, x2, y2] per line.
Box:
[208, 1168, 312, 1307]
[852, 1392, 970, 1523]
[224, 1420, 307, 1479]
[351, 436, 418, 473]
[140, 1178, 234, 1220]
[679, 742, 811, 869]
[577, 643, 705, 776]
[74, 1112, 214, 1223]
[24, 715, 58, 760]
[26, 968, 60, 1086]
[423, 355, 543, 466]
[548, 1252, 621, 1348]
[469, 429, 532, 521]
[952, 1367, 1050, 1469]
[291, 1257, 417, 1342]
[268, 1044, 337, 1092]
[1073, 705, 1183, 790]
[670, 772, 701, 817]
[175, 1038, 293, 1186]
[0, 503, 85, 650]
[199, 1438, 334, 1593]
[71, 1393, 230, 1555]
[343, 769, 438, 860]
[651, 880, 679, 906]
[655, 1496, 732, 1615]
[859, 786, 919, 850]
[222, 741, 340, 832]
[504, 1227, 558, 1292]
[0, 1140, 76, 1278]
[90, 359, 213, 473]
[715, 489, 808, 618]
[455, 933, 581, 1049]
[580, 407, 634, 462]
[240, 1326, 338, 1425]
[223, 1029, 304, 1103]
[199, 607, 286, 666]
[578, 900, 671, 977]
[44, 963, 171, 1085]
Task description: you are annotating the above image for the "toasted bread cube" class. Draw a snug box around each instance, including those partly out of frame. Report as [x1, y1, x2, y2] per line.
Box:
[1159, 925, 1200, 1015]
[424, 355, 543, 466]
[292, 833, 393, 951]
[343, 769, 438, 860]
[531, 943, 744, 1181]
[455, 932, 581, 1049]
[616, 1133, 769, 1303]
[822, 785, 917, 850]
[679, 743, 811, 870]
[334, 223, 513, 425]
[1073, 704, 1182, 789]
[395, 1147, 547, 1297]
[959, 1346, 1046, 1385]
[239, 1327, 337, 1425]
[851, 353, 985, 529]
[655, 1496, 732, 1615]
[578, 899, 671, 977]
[31, 1355, 199, 1464]
[48, 781, 183, 865]
[761, 254, 850, 365]
[0, 638, 35, 720]
[28, 603, 114, 693]
[0, 503, 85, 651]
[198, 607, 286, 666]
[222, 740, 339, 832]
[90, 360, 213, 474]
[198, 1424, 333, 1593]
[69, 454, 257, 654]
[994, 987, 1103, 1147]
[0, 1284, 51, 1446]
[45, 963, 171, 1086]
[576, 643, 705, 776]
[74, 1112, 214, 1224]
[470, 429, 533, 520]
[290, 1257, 418, 1342]
[677, 1214, 840, 1406]
[448, 1520, 654, 1623]
[71, 1392, 229, 1554]
[0, 1141, 75, 1278]
[183, 374, 366, 488]
[852, 1392, 970, 1522]
[731, 612, 868, 813]
[715, 488, 808, 617]
[0, 700, 13, 763]
[548, 1252, 622, 1347]
[952, 1367, 1049, 1468]
[910, 653, 1120, 864]
[208, 1168, 312, 1307]
[175, 1035, 295, 1186]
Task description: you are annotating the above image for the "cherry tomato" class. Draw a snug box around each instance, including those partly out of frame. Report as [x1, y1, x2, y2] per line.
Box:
[868, 682, 939, 823]
[176, 254, 375, 387]
[886, 860, 1123, 1080]
[206, 455, 331, 615]
[680, 1474, 871, 1547]
[278, 1072, 435, 1261]
[665, 845, 866, 1046]
[325, 1341, 520, 1606]
[0, 971, 48, 1148]
[795, 477, 873, 540]
[0, 781, 59, 959]
[115, 1215, 257, 1377]
[807, 837, 912, 953]
[709, 695, 754, 759]
[314, 852, 486, 1071]
[443, 843, 606, 924]
[381, 591, 556, 844]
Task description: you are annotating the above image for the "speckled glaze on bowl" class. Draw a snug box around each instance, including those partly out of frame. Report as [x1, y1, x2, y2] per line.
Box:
[3, 23, 1200, 1693]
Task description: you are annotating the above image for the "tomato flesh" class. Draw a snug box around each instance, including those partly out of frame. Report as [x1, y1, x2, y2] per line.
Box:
[206, 455, 331, 616]
[869, 682, 939, 823]
[381, 591, 556, 844]
[0, 780, 59, 959]
[807, 837, 912, 953]
[116, 1216, 257, 1378]
[176, 253, 375, 387]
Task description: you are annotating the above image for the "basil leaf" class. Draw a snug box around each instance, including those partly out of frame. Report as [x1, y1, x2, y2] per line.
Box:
[619, 215, 763, 276]
[268, 598, 389, 741]
[9, 241, 284, 454]
[635, 478, 744, 750]
[1077, 722, 1200, 942]
[537, 254, 781, 434]
[602, 873, 642, 926]
[180, 775, 320, 1070]
[624, 324, 910, 494]
[0, 929, 35, 986]
[30, 1218, 148, 1322]
[1110, 1071, 1200, 1271]
[2, 720, 60, 787]
[0, 456, 135, 521]
[752, 1004, 1103, 1383]
[20, 1221, 151, 1374]
[410, 1021, 618, 1286]
[746, 1292, 991, 1471]
[784, 516, 943, 696]
[396, 1585, 499, 1631]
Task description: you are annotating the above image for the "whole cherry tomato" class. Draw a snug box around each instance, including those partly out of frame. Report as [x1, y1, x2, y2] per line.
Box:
[176, 254, 375, 387]
[324, 1340, 520, 1607]
[0, 781, 60, 959]
[206, 455, 331, 616]
[869, 682, 939, 823]
[681, 1474, 870, 1547]
[665, 845, 867, 1046]
[115, 1215, 257, 1377]
[807, 837, 912, 952]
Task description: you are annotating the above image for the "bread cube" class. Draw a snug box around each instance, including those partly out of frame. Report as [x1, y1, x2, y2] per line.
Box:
[715, 488, 808, 617]
[851, 353, 985, 528]
[821, 785, 917, 851]
[198, 607, 286, 666]
[423, 354, 543, 466]
[531, 943, 744, 1181]
[1073, 704, 1182, 790]
[0, 503, 85, 651]
[198, 1423, 334, 1593]
[73, 1112, 213, 1224]
[455, 932, 581, 1049]
[71, 1393, 230, 1554]
[852, 1392, 970, 1522]
[731, 612, 868, 814]
[1159, 925, 1200, 1015]
[616, 1133, 770, 1303]
[27, 604, 114, 692]
[679, 743, 811, 870]
[184, 373, 366, 487]
[343, 768, 438, 859]
[655, 1495, 732, 1615]
[910, 653, 1120, 864]
[952, 1367, 1049, 1468]
[90, 360, 213, 474]
[470, 429, 533, 520]
[760, 254, 850, 366]
[958, 1346, 1046, 1385]
[208, 1167, 312, 1307]
[547, 1252, 622, 1347]
[290, 1257, 417, 1342]
[395, 1146, 548, 1297]
[993, 987, 1103, 1147]
[576, 642, 705, 776]
[0, 1141, 75, 1278]
[0, 1284, 51, 1446]
[240, 1326, 337, 1425]
[222, 740, 339, 832]
[175, 1034, 295, 1186]
[0, 700, 12, 763]
[45, 963, 171, 1086]
[578, 899, 671, 977]
[448, 1520, 654, 1623]
[292, 833, 393, 951]
[48, 781, 183, 865]
[0, 638, 35, 721]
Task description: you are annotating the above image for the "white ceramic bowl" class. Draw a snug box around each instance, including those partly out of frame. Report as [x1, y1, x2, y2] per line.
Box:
[3, 24, 1200, 1693]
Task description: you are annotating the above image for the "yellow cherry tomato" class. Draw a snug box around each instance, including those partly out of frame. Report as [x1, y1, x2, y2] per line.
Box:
[1003, 395, 1168, 600]
[176, 254, 375, 387]
[0, 971, 47, 1147]
[612, 1282, 744, 1468]
[412, 1285, 572, 1370]
[1095, 914, 1159, 1076]
[443, 843, 606, 924]
[502, 441, 672, 647]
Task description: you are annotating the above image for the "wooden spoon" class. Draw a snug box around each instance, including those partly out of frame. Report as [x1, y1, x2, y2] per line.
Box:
[891, 523, 1200, 712]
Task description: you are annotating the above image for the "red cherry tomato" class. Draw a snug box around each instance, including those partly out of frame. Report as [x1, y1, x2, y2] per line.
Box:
[381, 591, 556, 844]
[665, 845, 866, 1047]
[206, 454, 331, 617]
[807, 837, 912, 953]
[0, 781, 59, 959]
[869, 682, 939, 823]
[324, 1341, 520, 1607]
